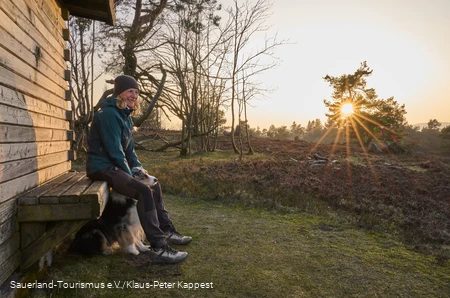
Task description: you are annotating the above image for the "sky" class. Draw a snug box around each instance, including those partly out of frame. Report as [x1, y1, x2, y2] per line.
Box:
[233, 0, 450, 129]
[94, 0, 449, 130]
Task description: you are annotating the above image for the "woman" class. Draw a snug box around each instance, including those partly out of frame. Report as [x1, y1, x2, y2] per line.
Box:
[86, 75, 191, 264]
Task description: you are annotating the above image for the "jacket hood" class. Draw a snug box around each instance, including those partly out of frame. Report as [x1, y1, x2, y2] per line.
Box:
[102, 96, 118, 108]
[101, 96, 133, 116]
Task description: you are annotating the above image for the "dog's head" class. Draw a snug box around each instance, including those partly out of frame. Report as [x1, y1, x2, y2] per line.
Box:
[133, 173, 158, 187]
[69, 221, 113, 255]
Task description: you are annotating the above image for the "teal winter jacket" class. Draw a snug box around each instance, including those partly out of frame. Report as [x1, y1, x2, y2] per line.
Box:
[86, 96, 141, 176]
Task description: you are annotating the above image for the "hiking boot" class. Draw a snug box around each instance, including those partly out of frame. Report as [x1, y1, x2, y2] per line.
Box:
[165, 231, 192, 245]
[149, 246, 188, 264]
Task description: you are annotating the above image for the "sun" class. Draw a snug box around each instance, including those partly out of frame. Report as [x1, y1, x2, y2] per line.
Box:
[341, 103, 354, 117]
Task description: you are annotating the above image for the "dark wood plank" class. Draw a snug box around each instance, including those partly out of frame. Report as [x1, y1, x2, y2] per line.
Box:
[17, 204, 94, 222]
[0, 232, 20, 265]
[0, 198, 17, 225]
[39, 172, 86, 204]
[0, 250, 20, 286]
[59, 176, 93, 204]
[20, 222, 45, 249]
[20, 220, 87, 272]
[80, 181, 110, 219]
[0, 216, 18, 244]
[18, 172, 76, 205]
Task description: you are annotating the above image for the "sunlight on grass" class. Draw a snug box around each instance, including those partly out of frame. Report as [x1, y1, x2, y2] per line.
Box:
[34, 196, 450, 298]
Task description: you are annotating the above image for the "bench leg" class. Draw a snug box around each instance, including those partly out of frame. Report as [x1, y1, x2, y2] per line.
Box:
[20, 220, 87, 272]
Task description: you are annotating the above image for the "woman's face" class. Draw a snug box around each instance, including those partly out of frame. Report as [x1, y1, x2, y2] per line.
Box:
[120, 88, 139, 109]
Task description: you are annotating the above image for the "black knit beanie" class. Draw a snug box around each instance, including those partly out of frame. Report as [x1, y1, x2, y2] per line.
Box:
[114, 75, 139, 95]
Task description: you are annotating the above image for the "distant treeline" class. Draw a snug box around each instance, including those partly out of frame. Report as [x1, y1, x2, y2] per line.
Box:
[241, 119, 450, 155]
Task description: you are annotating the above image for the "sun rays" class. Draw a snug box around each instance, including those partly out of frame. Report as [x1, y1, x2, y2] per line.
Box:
[305, 99, 397, 189]
[341, 103, 354, 117]
[303, 62, 411, 194]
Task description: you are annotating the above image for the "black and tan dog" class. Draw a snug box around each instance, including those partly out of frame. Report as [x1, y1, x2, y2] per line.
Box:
[69, 175, 157, 255]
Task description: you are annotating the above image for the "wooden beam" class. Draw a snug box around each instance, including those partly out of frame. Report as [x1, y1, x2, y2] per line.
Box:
[61, 8, 70, 20]
[0, 104, 69, 130]
[63, 49, 71, 61]
[0, 3, 65, 67]
[0, 151, 70, 183]
[20, 223, 45, 249]
[0, 231, 20, 262]
[0, 124, 70, 143]
[0, 216, 18, 244]
[64, 69, 71, 81]
[80, 181, 110, 218]
[68, 150, 77, 162]
[65, 88, 72, 101]
[17, 203, 94, 222]
[0, 198, 17, 225]
[20, 220, 87, 272]
[0, 162, 71, 204]
[66, 110, 73, 121]
[62, 28, 70, 41]
[0, 250, 20, 286]
[0, 142, 71, 164]
[0, 86, 67, 120]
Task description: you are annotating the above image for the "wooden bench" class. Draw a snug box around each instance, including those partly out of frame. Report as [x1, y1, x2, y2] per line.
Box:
[17, 171, 109, 271]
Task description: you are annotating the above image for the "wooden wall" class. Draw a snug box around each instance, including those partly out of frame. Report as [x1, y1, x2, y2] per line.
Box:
[0, 0, 73, 286]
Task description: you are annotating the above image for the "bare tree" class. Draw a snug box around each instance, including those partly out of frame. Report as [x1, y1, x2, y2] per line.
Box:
[97, 0, 169, 127]
[153, 0, 231, 155]
[69, 18, 103, 152]
[69, 0, 284, 156]
[227, 0, 286, 155]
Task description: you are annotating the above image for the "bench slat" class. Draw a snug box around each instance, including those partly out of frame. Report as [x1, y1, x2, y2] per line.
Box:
[39, 172, 86, 204]
[59, 176, 93, 204]
[18, 203, 94, 222]
[17, 171, 110, 276]
[18, 172, 109, 222]
[18, 172, 76, 205]
[81, 180, 110, 219]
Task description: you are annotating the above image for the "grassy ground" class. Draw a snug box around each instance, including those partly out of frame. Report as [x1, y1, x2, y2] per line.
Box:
[39, 135, 450, 297]
[32, 195, 449, 298]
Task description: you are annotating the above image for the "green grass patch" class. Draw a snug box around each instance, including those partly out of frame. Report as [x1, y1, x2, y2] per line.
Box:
[32, 196, 450, 297]
[61, 140, 449, 297]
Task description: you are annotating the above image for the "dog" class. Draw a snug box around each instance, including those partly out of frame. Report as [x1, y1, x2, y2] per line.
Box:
[69, 174, 158, 256]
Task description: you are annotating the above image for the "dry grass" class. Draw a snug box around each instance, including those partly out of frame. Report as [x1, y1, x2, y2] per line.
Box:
[32, 196, 450, 297]
[41, 134, 450, 297]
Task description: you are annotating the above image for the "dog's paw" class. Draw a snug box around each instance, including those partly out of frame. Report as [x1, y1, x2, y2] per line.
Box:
[102, 248, 114, 255]
[138, 245, 151, 252]
[126, 245, 140, 255]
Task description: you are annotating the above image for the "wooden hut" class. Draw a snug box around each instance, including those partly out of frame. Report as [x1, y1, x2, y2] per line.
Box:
[0, 0, 115, 295]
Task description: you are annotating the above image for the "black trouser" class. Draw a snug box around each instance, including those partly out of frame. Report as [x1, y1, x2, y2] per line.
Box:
[88, 166, 175, 248]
